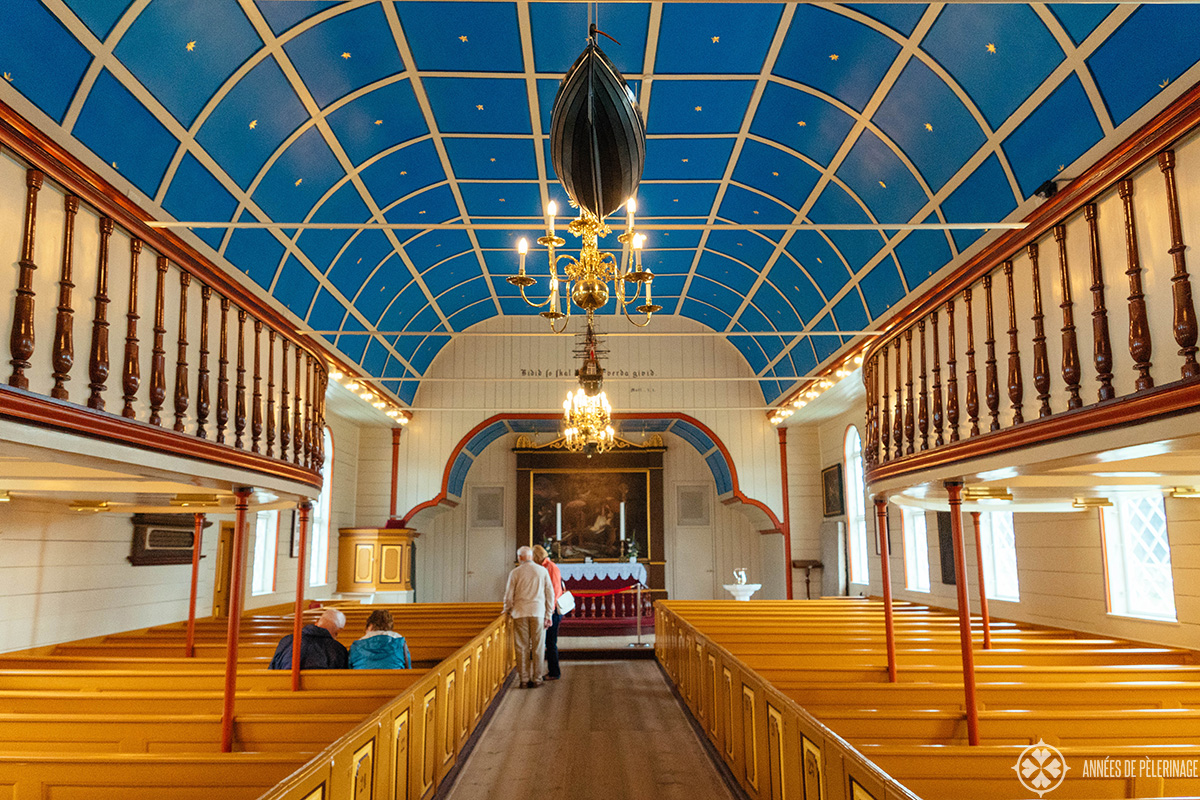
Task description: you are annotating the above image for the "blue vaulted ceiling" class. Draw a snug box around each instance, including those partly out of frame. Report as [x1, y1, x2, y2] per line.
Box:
[4, 1, 1200, 406]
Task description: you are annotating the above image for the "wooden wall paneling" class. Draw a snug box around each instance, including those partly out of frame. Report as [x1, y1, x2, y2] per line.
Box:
[983, 274, 1000, 431]
[963, 286, 979, 437]
[1003, 261, 1024, 423]
[148, 255, 167, 425]
[174, 270, 190, 431]
[917, 320, 929, 450]
[252, 319, 263, 454]
[931, 308, 943, 446]
[1053, 224, 1084, 409]
[1120, 178, 1155, 391]
[8, 169, 43, 390]
[1028, 242, 1052, 417]
[945, 298, 959, 442]
[267, 328, 276, 458]
[120, 237, 141, 419]
[196, 285, 211, 438]
[50, 193, 77, 399]
[903, 329, 914, 454]
[1085, 204, 1116, 401]
[1158, 150, 1200, 379]
[235, 307, 246, 449]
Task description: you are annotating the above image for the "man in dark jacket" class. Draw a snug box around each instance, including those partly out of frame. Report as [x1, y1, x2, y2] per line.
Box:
[268, 608, 349, 669]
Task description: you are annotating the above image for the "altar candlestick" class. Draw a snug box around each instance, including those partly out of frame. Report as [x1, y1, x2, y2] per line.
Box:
[620, 502, 626, 540]
[556, 502, 562, 540]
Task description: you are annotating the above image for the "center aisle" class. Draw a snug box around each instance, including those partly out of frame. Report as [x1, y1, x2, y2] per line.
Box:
[443, 660, 738, 800]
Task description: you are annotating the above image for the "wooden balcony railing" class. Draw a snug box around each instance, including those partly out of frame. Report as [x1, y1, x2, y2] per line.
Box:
[1, 108, 327, 488]
[864, 83, 1200, 485]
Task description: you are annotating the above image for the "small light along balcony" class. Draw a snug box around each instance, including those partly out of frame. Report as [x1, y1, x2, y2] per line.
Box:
[0, 108, 327, 490]
[863, 83, 1200, 495]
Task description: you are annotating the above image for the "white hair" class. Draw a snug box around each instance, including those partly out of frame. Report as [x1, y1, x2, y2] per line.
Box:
[318, 608, 346, 630]
[516, 545, 534, 561]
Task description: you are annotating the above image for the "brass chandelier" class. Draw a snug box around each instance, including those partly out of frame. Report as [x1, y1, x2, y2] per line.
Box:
[510, 199, 659, 333]
[561, 320, 616, 455]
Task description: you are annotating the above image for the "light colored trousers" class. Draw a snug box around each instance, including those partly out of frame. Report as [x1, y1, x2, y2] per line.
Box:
[512, 615, 546, 684]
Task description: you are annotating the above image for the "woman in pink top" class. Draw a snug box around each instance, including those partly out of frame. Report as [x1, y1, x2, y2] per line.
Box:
[532, 545, 563, 680]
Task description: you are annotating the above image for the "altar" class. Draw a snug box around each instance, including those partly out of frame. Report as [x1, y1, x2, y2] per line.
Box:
[556, 561, 652, 636]
[558, 561, 647, 585]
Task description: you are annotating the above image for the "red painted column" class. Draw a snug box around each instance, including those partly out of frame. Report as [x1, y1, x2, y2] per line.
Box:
[390, 427, 402, 518]
[874, 496, 897, 682]
[971, 511, 993, 650]
[777, 428, 794, 600]
[184, 512, 205, 658]
[220, 487, 251, 752]
[946, 480, 980, 745]
[290, 501, 312, 692]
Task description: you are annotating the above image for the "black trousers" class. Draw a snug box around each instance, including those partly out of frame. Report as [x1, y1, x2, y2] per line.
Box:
[545, 610, 562, 678]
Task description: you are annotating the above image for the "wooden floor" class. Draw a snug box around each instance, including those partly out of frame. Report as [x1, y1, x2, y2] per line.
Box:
[443, 660, 736, 800]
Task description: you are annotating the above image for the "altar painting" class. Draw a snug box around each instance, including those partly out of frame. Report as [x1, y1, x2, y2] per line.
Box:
[530, 470, 649, 560]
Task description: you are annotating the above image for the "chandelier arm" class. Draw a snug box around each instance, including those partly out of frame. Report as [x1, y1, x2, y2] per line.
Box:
[518, 281, 554, 308]
[550, 310, 572, 334]
[622, 305, 654, 328]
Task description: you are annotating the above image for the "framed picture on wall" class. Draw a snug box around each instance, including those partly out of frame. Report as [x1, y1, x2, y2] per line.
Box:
[530, 469, 650, 560]
[822, 464, 844, 517]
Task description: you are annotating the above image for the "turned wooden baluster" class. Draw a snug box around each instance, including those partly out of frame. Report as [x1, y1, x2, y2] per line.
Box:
[964, 287, 980, 437]
[1119, 179, 1154, 390]
[918, 320, 929, 450]
[1054, 225, 1083, 409]
[50, 195, 79, 399]
[946, 299, 960, 441]
[1029, 243, 1052, 417]
[280, 339, 291, 457]
[932, 309, 944, 446]
[904, 329, 915, 454]
[196, 286, 211, 438]
[1004, 261, 1024, 424]
[121, 239, 142, 419]
[983, 274, 1000, 432]
[216, 298, 230, 444]
[174, 272, 190, 432]
[863, 359, 874, 467]
[293, 347, 303, 464]
[267, 330, 276, 458]
[881, 345, 891, 461]
[867, 358, 878, 467]
[1158, 151, 1200, 380]
[8, 169, 43, 389]
[87, 217, 114, 410]
[893, 339, 903, 459]
[304, 354, 314, 469]
[316, 368, 328, 463]
[1084, 204, 1115, 402]
[251, 320, 263, 454]
[148, 256, 168, 426]
[235, 309, 247, 449]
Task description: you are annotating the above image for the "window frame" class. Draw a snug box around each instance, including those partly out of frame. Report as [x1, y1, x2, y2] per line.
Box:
[251, 510, 279, 596]
[309, 426, 334, 588]
[902, 506, 931, 592]
[845, 426, 869, 586]
[978, 510, 1020, 602]
[1101, 492, 1178, 622]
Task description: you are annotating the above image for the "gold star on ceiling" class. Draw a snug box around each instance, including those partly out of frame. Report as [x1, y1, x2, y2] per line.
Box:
[1160, 79, 1170, 88]
[681, 158, 689, 163]
[249, 119, 257, 129]
[499, 198, 505, 202]
[374, 120, 382, 125]
[829, 54, 839, 61]
[295, 178, 303, 186]
[879, 181, 887, 189]
[1058, 164, 1065, 171]
[2, 72, 11, 82]
[459, 35, 468, 42]
[772, 171, 779, 176]
[695, 106, 702, 112]
[797, 120, 807, 127]
[924, 122, 933, 131]
[711, 36, 719, 43]
[986, 43, 997, 53]
[418, 210, 426, 215]
[111, 161, 118, 168]
[400, 171, 407, 175]
[342, 52, 351, 59]
[186, 41, 196, 52]
[477, 104, 484, 110]
[490, 157, 496, 162]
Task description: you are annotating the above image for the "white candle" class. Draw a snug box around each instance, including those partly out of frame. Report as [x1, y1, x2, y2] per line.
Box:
[646, 279, 652, 306]
[547, 200, 557, 235]
[620, 502, 626, 540]
[626, 196, 636, 229]
[556, 502, 562, 540]
[517, 238, 527, 275]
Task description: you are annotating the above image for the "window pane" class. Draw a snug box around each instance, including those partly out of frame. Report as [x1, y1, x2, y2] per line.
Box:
[310, 427, 334, 587]
[845, 427, 869, 585]
[980, 511, 1019, 601]
[1105, 493, 1176, 621]
[903, 507, 930, 592]
[252, 511, 278, 595]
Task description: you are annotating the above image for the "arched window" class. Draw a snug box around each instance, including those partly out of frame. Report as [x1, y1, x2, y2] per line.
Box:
[845, 426, 869, 585]
[309, 427, 334, 587]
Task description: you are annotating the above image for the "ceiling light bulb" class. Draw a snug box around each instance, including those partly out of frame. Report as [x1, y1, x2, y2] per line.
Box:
[344, 381, 359, 392]
[398, 416, 410, 425]
[854, 354, 864, 365]
[360, 391, 373, 401]
[329, 370, 344, 381]
[0, 491, 9, 502]
[373, 401, 386, 409]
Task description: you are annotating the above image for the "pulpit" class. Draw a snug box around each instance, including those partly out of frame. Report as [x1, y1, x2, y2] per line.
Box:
[337, 527, 419, 602]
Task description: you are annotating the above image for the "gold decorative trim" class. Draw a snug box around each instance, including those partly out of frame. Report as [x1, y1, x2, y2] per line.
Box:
[515, 433, 663, 451]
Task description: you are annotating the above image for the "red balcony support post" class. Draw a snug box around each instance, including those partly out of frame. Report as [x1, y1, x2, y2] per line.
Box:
[971, 511, 993, 650]
[185, 512, 205, 658]
[874, 496, 897, 682]
[946, 480, 980, 745]
[390, 428, 402, 519]
[291, 501, 312, 692]
[778, 428, 794, 600]
[220, 487, 251, 752]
